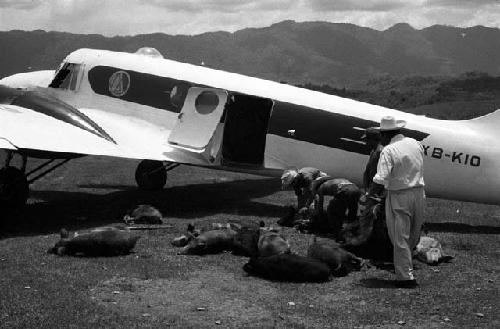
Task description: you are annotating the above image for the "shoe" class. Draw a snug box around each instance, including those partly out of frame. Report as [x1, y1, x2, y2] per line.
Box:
[394, 279, 418, 288]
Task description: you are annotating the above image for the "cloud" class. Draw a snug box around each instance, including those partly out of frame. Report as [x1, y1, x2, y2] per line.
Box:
[0, 0, 499, 36]
[428, 0, 499, 8]
[141, 0, 295, 13]
[0, 0, 42, 10]
[305, 0, 416, 12]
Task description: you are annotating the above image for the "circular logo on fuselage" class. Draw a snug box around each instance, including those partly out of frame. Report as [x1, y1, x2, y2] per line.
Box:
[108, 70, 130, 97]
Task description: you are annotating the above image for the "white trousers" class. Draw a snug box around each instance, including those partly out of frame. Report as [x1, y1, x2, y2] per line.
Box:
[385, 187, 425, 280]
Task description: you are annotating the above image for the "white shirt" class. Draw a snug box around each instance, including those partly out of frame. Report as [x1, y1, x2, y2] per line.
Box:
[373, 134, 425, 191]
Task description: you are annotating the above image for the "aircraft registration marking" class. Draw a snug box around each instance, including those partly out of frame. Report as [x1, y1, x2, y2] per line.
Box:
[422, 144, 481, 167]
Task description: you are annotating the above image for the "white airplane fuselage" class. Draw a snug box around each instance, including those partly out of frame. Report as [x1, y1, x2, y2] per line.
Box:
[1, 48, 499, 204]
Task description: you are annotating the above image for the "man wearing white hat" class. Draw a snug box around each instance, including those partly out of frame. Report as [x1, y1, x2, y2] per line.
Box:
[373, 116, 425, 288]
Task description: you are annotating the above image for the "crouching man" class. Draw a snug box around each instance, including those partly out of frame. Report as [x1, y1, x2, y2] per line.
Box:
[281, 167, 328, 209]
[314, 178, 361, 236]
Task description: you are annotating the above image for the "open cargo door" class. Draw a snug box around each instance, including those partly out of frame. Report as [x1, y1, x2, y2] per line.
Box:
[221, 94, 273, 166]
[168, 87, 227, 150]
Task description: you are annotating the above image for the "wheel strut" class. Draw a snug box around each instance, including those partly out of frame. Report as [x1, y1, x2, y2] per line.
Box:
[26, 158, 71, 184]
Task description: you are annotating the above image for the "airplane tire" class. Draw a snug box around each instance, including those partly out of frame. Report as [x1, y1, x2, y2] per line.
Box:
[135, 160, 167, 190]
[0, 166, 29, 208]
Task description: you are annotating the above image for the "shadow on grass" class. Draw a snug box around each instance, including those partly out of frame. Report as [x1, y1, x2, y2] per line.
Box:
[77, 184, 137, 190]
[0, 178, 284, 238]
[357, 278, 398, 289]
[424, 222, 500, 234]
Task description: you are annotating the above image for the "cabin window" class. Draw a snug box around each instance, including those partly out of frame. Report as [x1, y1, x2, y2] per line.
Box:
[195, 91, 219, 115]
[49, 62, 83, 91]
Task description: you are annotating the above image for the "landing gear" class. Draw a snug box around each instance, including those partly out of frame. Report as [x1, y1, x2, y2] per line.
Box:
[134, 160, 180, 190]
[0, 166, 29, 209]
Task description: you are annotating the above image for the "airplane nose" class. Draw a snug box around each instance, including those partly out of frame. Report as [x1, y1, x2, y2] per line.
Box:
[0, 85, 115, 144]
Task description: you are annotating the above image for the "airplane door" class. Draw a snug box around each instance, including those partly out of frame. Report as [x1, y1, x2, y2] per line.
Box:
[168, 87, 228, 150]
[221, 94, 274, 166]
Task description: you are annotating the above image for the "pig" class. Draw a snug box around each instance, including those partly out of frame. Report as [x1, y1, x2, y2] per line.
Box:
[123, 204, 163, 225]
[171, 222, 235, 248]
[243, 254, 330, 282]
[225, 220, 263, 257]
[48, 227, 140, 256]
[231, 225, 261, 257]
[307, 237, 365, 276]
[257, 227, 291, 257]
[178, 226, 237, 255]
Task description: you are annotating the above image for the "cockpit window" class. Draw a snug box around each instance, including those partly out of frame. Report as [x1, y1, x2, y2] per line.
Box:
[49, 62, 83, 91]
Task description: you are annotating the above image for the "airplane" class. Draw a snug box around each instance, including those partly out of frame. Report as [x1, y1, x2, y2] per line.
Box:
[0, 46, 498, 210]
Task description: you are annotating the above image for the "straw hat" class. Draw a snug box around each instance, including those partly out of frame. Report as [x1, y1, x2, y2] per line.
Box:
[379, 116, 406, 131]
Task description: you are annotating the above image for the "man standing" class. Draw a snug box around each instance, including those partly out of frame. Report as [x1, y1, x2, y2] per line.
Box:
[373, 116, 425, 288]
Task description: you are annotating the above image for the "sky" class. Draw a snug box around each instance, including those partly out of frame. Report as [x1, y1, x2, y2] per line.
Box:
[0, 0, 499, 36]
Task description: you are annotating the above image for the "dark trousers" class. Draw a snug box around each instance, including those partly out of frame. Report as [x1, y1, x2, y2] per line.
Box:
[327, 184, 361, 235]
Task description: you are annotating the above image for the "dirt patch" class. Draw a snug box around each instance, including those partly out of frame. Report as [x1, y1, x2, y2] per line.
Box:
[91, 267, 278, 326]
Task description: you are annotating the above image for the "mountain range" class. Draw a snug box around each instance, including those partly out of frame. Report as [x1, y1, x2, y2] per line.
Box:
[1, 20, 500, 87]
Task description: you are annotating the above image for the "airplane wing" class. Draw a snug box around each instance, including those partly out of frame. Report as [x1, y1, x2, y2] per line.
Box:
[0, 102, 193, 162]
[0, 103, 126, 157]
[0, 83, 180, 161]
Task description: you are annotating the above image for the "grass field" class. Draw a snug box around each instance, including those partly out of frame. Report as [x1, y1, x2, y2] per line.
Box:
[0, 156, 499, 328]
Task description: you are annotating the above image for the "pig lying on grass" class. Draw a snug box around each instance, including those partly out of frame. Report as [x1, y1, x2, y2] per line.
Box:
[257, 227, 291, 257]
[175, 222, 291, 257]
[243, 254, 330, 282]
[178, 225, 237, 255]
[123, 204, 163, 225]
[48, 226, 140, 256]
[307, 237, 365, 276]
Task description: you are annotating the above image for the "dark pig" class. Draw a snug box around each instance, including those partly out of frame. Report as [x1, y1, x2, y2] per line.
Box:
[307, 237, 364, 276]
[243, 254, 330, 282]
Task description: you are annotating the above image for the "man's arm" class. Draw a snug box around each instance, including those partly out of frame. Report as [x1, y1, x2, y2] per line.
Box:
[373, 149, 393, 188]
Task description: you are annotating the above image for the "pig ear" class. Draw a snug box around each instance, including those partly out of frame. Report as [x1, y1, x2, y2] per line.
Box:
[187, 223, 195, 232]
[60, 229, 69, 239]
[185, 231, 195, 240]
